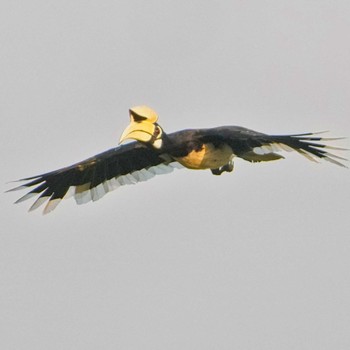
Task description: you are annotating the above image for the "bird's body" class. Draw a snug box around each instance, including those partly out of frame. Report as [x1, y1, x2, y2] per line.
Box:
[9, 106, 347, 214]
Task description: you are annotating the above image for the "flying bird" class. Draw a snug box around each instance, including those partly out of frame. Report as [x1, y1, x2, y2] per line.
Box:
[8, 106, 347, 214]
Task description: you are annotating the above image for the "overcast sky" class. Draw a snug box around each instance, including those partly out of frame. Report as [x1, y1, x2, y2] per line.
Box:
[1, 1, 349, 349]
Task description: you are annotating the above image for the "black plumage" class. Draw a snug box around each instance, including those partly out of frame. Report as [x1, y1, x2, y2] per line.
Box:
[8, 106, 347, 214]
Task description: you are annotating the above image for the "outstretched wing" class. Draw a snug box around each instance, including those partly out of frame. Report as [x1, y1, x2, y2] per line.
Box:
[8, 142, 180, 214]
[204, 127, 348, 167]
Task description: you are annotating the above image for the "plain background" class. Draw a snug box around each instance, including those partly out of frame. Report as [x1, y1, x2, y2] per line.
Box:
[1, 1, 349, 349]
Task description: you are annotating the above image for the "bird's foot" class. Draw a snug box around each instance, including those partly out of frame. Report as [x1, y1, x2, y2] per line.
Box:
[211, 161, 234, 176]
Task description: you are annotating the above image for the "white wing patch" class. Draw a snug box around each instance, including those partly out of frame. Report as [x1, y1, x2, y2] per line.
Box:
[10, 162, 183, 214]
[42, 198, 62, 214]
[71, 162, 182, 205]
[253, 143, 294, 155]
[253, 141, 348, 167]
[29, 196, 50, 212]
[14, 191, 38, 203]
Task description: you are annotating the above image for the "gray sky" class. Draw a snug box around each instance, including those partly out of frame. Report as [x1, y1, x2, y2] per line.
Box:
[1, 1, 350, 349]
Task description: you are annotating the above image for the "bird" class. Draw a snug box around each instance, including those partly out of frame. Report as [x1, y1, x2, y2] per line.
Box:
[8, 105, 347, 214]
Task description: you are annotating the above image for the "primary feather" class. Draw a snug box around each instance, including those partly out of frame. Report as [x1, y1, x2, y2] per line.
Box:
[8, 118, 347, 214]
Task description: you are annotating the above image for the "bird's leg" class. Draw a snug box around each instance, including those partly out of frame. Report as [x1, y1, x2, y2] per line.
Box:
[223, 160, 234, 173]
[210, 160, 234, 175]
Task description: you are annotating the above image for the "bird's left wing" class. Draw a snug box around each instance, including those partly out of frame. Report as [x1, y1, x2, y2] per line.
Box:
[201, 126, 348, 167]
[8, 142, 180, 214]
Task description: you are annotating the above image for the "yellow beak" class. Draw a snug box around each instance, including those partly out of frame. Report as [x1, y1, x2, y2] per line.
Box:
[119, 120, 157, 144]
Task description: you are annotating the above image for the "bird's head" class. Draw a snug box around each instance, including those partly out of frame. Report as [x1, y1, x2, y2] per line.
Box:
[119, 105, 163, 149]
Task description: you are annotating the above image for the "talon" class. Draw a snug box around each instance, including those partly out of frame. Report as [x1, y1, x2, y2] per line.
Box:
[211, 168, 222, 175]
[211, 160, 234, 175]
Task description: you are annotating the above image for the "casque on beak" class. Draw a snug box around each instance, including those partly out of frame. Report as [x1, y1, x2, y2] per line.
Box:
[119, 105, 161, 145]
[119, 120, 158, 144]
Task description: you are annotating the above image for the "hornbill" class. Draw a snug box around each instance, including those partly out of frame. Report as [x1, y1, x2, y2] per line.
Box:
[8, 106, 347, 214]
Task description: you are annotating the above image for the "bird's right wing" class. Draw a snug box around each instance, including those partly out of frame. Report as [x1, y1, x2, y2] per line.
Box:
[8, 142, 181, 214]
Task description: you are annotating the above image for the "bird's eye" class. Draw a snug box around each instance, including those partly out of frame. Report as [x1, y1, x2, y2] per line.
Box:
[154, 126, 161, 136]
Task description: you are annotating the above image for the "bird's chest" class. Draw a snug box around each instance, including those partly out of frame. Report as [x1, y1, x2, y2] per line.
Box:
[174, 143, 233, 170]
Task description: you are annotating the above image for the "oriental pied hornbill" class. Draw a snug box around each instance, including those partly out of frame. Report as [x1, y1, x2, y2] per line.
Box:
[9, 106, 347, 214]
